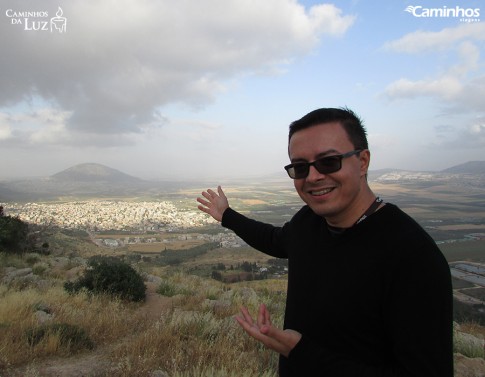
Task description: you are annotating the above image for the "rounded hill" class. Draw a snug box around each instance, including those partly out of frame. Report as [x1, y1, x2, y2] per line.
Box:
[51, 163, 142, 183]
[441, 161, 485, 175]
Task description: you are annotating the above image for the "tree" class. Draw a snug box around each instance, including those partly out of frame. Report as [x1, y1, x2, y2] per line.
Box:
[0, 215, 29, 253]
[241, 261, 253, 272]
[211, 270, 222, 281]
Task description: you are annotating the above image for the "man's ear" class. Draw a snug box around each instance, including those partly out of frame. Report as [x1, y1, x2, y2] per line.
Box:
[360, 149, 371, 177]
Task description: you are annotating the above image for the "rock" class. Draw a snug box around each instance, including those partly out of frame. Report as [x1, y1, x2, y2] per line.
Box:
[48, 257, 71, 269]
[150, 370, 170, 377]
[203, 299, 232, 316]
[65, 265, 85, 280]
[144, 273, 163, 285]
[35, 279, 52, 291]
[33, 302, 51, 313]
[35, 310, 55, 324]
[2, 268, 33, 284]
[454, 353, 485, 377]
[2, 266, 16, 275]
[1, 267, 52, 290]
[221, 287, 258, 304]
[2, 268, 41, 289]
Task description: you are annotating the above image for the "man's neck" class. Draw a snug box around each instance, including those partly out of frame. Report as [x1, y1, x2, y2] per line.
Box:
[325, 190, 379, 229]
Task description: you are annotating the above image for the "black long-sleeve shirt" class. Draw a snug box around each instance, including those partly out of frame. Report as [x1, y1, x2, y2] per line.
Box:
[222, 203, 453, 376]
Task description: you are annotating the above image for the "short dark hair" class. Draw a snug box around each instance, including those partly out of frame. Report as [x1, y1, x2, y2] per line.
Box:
[288, 107, 368, 150]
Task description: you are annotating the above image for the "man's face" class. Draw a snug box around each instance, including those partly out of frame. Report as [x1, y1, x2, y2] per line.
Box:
[288, 122, 370, 224]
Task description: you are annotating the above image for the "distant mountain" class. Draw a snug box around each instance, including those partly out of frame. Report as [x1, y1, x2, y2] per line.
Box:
[1, 161, 485, 203]
[0, 163, 150, 201]
[51, 163, 142, 183]
[440, 161, 485, 175]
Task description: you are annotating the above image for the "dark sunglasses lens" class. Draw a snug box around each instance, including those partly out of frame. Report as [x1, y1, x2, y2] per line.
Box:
[291, 164, 309, 179]
[314, 156, 341, 174]
[285, 154, 346, 178]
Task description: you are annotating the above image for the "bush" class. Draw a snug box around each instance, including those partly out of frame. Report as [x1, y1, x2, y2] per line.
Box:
[454, 325, 485, 358]
[64, 256, 146, 302]
[157, 242, 219, 265]
[211, 271, 223, 281]
[157, 281, 179, 297]
[0, 215, 29, 253]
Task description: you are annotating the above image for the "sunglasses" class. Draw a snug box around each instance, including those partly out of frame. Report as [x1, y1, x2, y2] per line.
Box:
[284, 150, 362, 179]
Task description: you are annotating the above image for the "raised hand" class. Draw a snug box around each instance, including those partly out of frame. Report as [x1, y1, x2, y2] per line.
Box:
[197, 185, 229, 222]
[235, 304, 302, 358]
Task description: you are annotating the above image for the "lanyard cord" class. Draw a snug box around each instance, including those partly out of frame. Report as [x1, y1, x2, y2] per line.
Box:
[327, 197, 384, 237]
[355, 197, 383, 226]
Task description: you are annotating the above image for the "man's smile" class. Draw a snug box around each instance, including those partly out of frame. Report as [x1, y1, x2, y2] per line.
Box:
[308, 187, 335, 196]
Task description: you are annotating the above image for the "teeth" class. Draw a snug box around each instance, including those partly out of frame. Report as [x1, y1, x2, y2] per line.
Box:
[311, 188, 333, 195]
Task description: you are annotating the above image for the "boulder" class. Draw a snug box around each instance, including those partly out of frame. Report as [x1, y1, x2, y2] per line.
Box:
[454, 353, 485, 377]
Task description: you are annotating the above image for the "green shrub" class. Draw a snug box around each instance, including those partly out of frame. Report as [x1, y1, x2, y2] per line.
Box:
[454, 327, 485, 358]
[25, 253, 41, 265]
[26, 323, 94, 351]
[32, 262, 49, 276]
[64, 256, 146, 302]
[157, 242, 219, 265]
[157, 281, 179, 297]
[0, 215, 29, 253]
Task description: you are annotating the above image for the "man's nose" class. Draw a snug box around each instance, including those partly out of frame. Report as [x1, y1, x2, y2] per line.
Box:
[306, 165, 326, 181]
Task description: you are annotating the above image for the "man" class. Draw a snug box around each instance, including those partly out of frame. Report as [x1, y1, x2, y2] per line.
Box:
[197, 108, 453, 376]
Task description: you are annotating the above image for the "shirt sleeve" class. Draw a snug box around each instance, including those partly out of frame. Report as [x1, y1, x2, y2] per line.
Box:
[221, 207, 288, 258]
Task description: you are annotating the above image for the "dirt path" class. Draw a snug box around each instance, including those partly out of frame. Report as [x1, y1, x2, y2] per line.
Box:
[139, 282, 174, 321]
[3, 282, 172, 377]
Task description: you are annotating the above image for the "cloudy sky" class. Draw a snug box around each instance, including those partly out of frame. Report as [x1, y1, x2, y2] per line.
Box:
[0, 0, 484, 181]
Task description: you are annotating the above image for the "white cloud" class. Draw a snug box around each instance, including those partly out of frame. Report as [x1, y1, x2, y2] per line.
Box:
[383, 69, 485, 113]
[368, 132, 398, 151]
[0, 0, 355, 147]
[426, 117, 485, 151]
[384, 76, 463, 100]
[309, 4, 356, 35]
[29, 123, 68, 144]
[466, 121, 485, 146]
[380, 22, 485, 158]
[167, 118, 223, 143]
[382, 24, 484, 113]
[457, 75, 485, 111]
[469, 122, 485, 134]
[0, 115, 12, 140]
[383, 23, 485, 53]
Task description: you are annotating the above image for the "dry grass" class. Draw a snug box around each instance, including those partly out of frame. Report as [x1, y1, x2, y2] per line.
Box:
[0, 259, 283, 376]
[132, 274, 282, 376]
[3, 252, 483, 376]
[459, 322, 485, 339]
[109, 306, 278, 376]
[0, 285, 144, 367]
